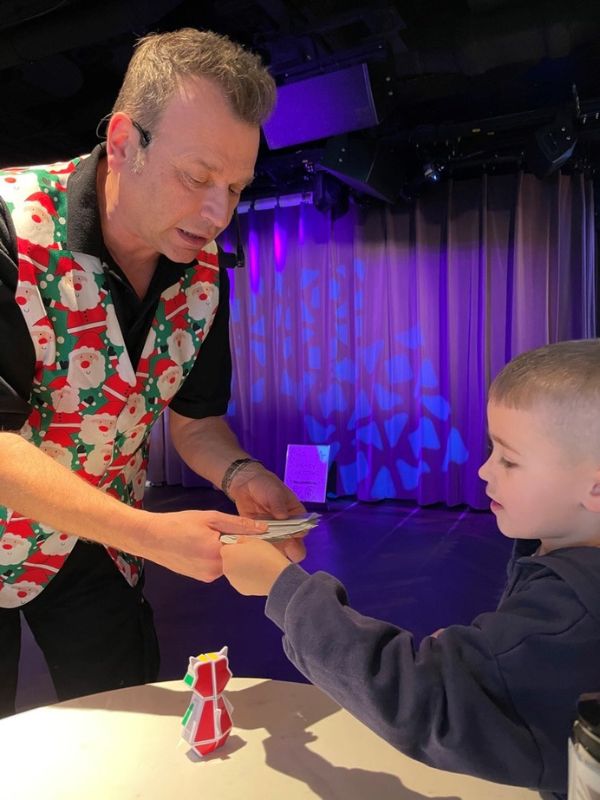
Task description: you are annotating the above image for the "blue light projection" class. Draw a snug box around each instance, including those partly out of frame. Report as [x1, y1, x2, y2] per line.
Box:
[384, 413, 408, 447]
[395, 458, 420, 490]
[386, 354, 412, 383]
[375, 384, 404, 411]
[319, 386, 347, 415]
[281, 371, 294, 396]
[443, 428, 469, 470]
[371, 465, 395, 499]
[335, 358, 354, 382]
[408, 416, 441, 458]
[308, 346, 321, 370]
[397, 325, 423, 349]
[337, 324, 350, 346]
[356, 421, 383, 450]
[305, 415, 336, 443]
[226, 209, 471, 502]
[419, 359, 438, 388]
[422, 394, 451, 420]
[251, 377, 265, 404]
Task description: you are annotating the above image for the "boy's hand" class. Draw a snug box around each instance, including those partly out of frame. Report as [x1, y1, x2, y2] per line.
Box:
[221, 537, 290, 596]
[272, 535, 306, 564]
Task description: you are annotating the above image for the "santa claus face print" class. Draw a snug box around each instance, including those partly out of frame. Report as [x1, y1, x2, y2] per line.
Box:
[67, 347, 106, 390]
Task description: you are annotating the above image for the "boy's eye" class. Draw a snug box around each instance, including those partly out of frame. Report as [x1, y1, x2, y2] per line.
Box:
[499, 456, 517, 469]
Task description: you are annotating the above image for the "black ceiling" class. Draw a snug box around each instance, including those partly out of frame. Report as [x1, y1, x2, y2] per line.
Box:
[1, 0, 600, 202]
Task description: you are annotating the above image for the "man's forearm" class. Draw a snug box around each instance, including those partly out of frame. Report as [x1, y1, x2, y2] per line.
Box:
[169, 411, 252, 488]
[0, 432, 147, 554]
[169, 412, 305, 543]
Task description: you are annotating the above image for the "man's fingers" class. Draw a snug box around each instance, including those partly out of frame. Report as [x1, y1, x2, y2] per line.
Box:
[210, 512, 268, 534]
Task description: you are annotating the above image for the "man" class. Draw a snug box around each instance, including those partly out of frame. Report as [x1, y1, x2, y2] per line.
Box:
[0, 28, 303, 716]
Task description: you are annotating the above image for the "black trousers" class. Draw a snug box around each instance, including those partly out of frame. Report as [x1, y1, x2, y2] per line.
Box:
[0, 540, 160, 718]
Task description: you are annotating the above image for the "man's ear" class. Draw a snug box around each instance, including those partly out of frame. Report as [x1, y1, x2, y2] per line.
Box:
[106, 113, 134, 170]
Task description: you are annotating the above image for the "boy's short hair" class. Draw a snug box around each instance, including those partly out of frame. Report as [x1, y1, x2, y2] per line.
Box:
[112, 28, 276, 131]
[489, 339, 600, 460]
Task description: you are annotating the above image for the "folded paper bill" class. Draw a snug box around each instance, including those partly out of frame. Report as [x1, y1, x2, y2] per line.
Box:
[220, 513, 320, 544]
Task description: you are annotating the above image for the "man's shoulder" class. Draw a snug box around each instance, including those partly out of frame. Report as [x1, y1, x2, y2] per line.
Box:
[0, 155, 87, 250]
[0, 156, 83, 208]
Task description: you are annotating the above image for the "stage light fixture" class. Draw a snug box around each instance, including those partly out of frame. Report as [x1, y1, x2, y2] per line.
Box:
[313, 172, 349, 219]
[318, 135, 405, 203]
[527, 112, 577, 178]
[423, 163, 442, 182]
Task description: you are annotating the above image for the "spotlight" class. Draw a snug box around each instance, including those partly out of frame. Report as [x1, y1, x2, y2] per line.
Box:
[399, 160, 447, 201]
[527, 112, 577, 178]
[423, 162, 442, 182]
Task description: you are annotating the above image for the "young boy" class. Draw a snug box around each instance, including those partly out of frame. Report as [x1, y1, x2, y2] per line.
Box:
[222, 339, 600, 800]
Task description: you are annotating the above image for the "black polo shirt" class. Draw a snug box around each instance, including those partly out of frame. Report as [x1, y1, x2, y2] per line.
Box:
[0, 145, 232, 431]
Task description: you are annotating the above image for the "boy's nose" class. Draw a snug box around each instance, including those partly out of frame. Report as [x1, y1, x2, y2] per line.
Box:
[478, 455, 491, 481]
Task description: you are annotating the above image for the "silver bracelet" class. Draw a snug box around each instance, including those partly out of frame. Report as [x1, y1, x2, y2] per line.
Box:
[221, 457, 260, 498]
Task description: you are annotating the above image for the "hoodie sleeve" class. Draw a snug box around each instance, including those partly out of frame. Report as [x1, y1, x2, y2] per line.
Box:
[266, 564, 549, 790]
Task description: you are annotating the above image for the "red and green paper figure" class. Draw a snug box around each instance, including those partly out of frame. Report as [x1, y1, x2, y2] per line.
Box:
[181, 646, 233, 756]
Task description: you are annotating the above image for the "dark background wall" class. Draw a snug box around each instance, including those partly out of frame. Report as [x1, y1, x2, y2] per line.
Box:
[1, 0, 600, 206]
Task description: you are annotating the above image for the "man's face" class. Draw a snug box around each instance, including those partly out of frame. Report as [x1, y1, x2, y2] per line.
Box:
[478, 401, 595, 550]
[112, 76, 259, 263]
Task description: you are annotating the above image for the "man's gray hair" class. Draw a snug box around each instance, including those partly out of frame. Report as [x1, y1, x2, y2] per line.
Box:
[112, 28, 276, 130]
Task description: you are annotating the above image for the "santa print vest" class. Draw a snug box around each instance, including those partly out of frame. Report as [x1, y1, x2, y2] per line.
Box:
[0, 156, 221, 608]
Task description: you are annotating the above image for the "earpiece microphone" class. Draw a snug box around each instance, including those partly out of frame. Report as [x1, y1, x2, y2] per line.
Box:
[219, 210, 245, 269]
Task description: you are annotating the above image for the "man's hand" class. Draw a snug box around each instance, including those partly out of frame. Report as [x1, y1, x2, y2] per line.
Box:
[228, 464, 304, 518]
[168, 414, 307, 562]
[228, 465, 307, 562]
[222, 537, 290, 596]
[140, 510, 268, 582]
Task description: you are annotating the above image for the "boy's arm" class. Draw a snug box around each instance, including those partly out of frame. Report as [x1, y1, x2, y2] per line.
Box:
[222, 538, 547, 790]
[265, 564, 545, 785]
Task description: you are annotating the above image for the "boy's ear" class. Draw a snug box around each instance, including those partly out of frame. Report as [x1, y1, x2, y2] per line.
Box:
[585, 476, 600, 513]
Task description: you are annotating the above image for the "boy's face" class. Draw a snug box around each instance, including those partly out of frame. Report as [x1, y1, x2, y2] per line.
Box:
[478, 401, 599, 551]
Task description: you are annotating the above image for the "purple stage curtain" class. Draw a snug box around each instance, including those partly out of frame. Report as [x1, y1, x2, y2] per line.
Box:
[148, 172, 596, 508]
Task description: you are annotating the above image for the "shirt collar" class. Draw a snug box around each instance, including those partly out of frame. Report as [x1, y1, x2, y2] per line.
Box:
[66, 143, 105, 256]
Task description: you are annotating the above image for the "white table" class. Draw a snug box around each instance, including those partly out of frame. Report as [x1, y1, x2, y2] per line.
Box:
[0, 678, 541, 799]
